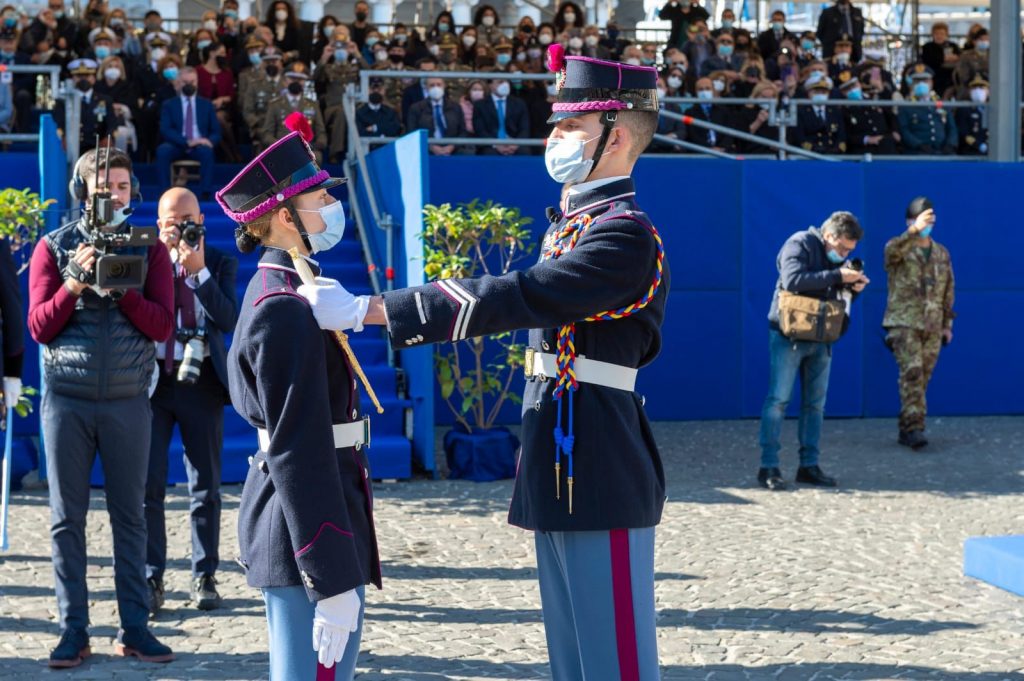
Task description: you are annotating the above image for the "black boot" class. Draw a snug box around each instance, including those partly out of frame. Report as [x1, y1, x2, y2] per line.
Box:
[192, 574, 223, 611]
[147, 577, 165, 618]
[796, 465, 837, 487]
[898, 430, 928, 450]
[49, 627, 90, 669]
[757, 467, 787, 491]
[115, 626, 175, 663]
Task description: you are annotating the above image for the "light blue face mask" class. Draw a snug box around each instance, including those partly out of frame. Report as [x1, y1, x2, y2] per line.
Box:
[496, 52, 512, 66]
[299, 200, 346, 253]
[913, 82, 930, 98]
[249, 52, 261, 65]
[163, 67, 179, 80]
[197, 39, 213, 51]
[544, 134, 600, 184]
[718, 44, 733, 57]
[826, 249, 845, 264]
[919, 225, 933, 238]
[846, 88, 863, 100]
[95, 45, 111, 59]
[110, 203, 132, 227]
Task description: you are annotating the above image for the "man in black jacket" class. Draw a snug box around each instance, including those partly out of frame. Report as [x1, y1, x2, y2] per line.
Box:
[473, 76, 530, 155]
[817, 0, 865, 62]
[144, 187, 238, 616]
[0, 236, 23, 422]
[758, 212, 869, 491]
[685, 77, 737, 152]
[408, 76, 472, 155]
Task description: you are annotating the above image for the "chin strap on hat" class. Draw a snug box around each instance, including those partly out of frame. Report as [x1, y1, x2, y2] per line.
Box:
[584, 110, 618, 182]
[284, 199, 314, 253]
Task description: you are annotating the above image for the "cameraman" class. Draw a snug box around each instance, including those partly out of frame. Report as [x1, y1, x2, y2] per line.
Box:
[27, 147, 175, 668]
[757, 211, 869, 491]
[144, 187, 238, 615]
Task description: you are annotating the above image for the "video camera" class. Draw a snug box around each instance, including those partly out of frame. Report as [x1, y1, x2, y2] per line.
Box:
[69, 140, 158, 291]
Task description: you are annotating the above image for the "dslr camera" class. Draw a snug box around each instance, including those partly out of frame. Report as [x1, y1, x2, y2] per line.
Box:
[845, 257, 865, 288]
[178, 220, 206, 249]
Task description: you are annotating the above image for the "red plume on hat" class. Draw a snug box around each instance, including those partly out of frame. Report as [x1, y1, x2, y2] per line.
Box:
[284, 111, 314, 143]
[547, 43, 567, 91]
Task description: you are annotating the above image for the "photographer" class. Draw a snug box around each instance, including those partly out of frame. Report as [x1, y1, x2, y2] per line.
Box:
[26, 146, 175, 668]
[757, 211, 869, 491]
[144, 187, 238, 615]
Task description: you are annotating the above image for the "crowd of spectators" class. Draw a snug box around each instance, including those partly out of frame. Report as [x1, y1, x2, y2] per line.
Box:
[0, 0, 998, 161]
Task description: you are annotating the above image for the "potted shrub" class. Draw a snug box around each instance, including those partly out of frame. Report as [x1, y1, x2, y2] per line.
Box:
[420, 200, 534, 481]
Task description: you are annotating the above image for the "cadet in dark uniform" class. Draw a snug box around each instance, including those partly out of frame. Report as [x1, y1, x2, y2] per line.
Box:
[299, 50, 670, 680]
[54, 59, 116, 152]
[956, 74, 989, 155]
[795, 77, 847, 153]
[898, 64, 957, 154]
[841, 71, 898, 155]
[215, 119, 379, 680]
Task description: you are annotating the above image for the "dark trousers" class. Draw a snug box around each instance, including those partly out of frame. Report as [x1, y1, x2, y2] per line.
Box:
[44, 390, 152, 631]
[145, 358, 225, 581]
[155, 143, 215, 196]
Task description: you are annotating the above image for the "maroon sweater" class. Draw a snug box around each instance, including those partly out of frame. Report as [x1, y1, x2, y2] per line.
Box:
[28, 237, 174, 345]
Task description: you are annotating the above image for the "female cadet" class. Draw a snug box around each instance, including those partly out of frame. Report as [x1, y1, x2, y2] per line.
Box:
[215, 115, 379, 680]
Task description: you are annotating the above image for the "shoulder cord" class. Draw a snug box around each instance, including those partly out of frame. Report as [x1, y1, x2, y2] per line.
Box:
[539, 211, 666, 513]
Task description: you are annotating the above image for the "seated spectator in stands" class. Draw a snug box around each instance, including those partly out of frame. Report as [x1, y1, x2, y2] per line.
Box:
[242, 49, 284, 152]
[399, 22, 431, 66]
[23, 2, 78, 56]
[954, 28, 988, 100]
[899, 64, 957, 154]
[768, 40, 798, 83]
[361, 27, 384, 64]
[757, 10, 794, 59]
[555, 1, 584, 34]
[460, 26, 479, 66]
[512, 15, 535, 51]
[855, 52, 897, 100]
[136, 51, 181, 161]
[682, 21, 712, 75]
[827, 36, 854, 80]
[429, 10, 457, 44]
[600, 20, 629, 60]
[157, 67, 221, 200]
[94, 55, 139, 154]
[312, 14, 341, 65]
[461, 79, 485, 134]
[54, 59, 116, 152]
[154, 55, 182, 103]
[797, 31, 818, 68]
[74, 0, 107, 55]
[640, 42, 660, 67]
[349, 0, 374, 49]
[712, 8, 736, 38]
[736, 81, 780, 154]
[197, 42, 241, 162]
[921, 22, 959, 98]
[367, 35, 388, 68]
[236, 35, 268, 101]
[267, 0, 300, 62]
[186, 28, 216, 67]
[733, 58, 766, 98]
[261, 64, 327, 161]
[356, 77, 401, 137]
[565, 29, 585, 58]
[473, 76, 529, 155]
[621, 43, 643, 66]
[794, 77, 847, 154]
[686, 77, 737, 152]
[537, 22, 557, 48]
[844, 71, 899, 156]
[649, 76, 685, 153]
[492, 36, 514, 71]
[402, 56, 438, 130]
[87, 26, 115, 62]
[663, 46, 687, 70]
[957, 74, 989, 156]
[699, 32, 741, 77]
[817, 0, 864, 62]
[518, 36, 544, 73]
[105, 7, 140, 59]
[708, 70, 730, 99]
[473, 4, 503, 48]
[474, 43, 496, 69]
[409, 76, 470, 155]
[664, 65, 688, 97]
[527, 76, 554, 140]
[0, 76, 12, 132]
[796, 61, 829, 98]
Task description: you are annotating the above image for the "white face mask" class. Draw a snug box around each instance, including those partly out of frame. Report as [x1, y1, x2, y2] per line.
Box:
[151, 48, 166, 61]
[836, 52, 850, 64]
[625, 57, 641, 66]
[811, 92, 829, 102]
[495, 82, 510, 97]
[546, 83, 558, 97]
[375, 50, 387, 62]
[463, 35, 476, 48]
[697, 89, 713, 100]
[104, 67, 121, 81]
[712, 79, 725, 92]
[204, 19, 218, 31]
[569, 37, 583, 49]
[667, 75, 683, 89]
[275, 9, 288, 22]
[544, 134, 599, 184]
[299, 200, 346, 253]
[564, 12, 576, 23]
[470, 89, 484, 101]
[970, 87, 988, 103]
[428, 85, 444, 100]
[585, 35, 599, 47]
[656, 87, 666, 98]
[110, 203, 132, 227]
[481, 15, 495, 27]
[539, 33, 553, 46]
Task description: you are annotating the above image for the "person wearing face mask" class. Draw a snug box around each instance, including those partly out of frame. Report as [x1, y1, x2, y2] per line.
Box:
[472, 76, 529, 155]
[355, 77, 402, 136]
[53, 59, 117, 152]
[579, 25, 610, 59]
[459, 27, 478, 66]
[898, 64, 957, 155]
[262, 66, 328, 162]
[435, 34, 472, 101]
[796, 31, 818, 68]
[843, 72, 899, 155]
[0, 26, 35, 132]
[371, 43, 410, 111]
[685, 76, 738, 152]
[956, 74, 989, 155]
[711, 8, 736, 38]
[106, 9, 141, 58]
[794, 77, 847, 153]
[883, 197, 955, 451]
[429, 10, 456, 43]
[399, 55, 439, 130]
[144, 187, 238, 618]
[555, 1, 584, 33]
[186, 28, 216, 67]
[157, 67, 222, 200]
[514, 16, 536, 49]
[28, 145, 176, 670]
[647, 76, 685, 152]
[243, 49, 284, 152]
[317, 28, 369, 161]
[756, 10, 795, 59]
[659, 0, 709, 50]
[301, 50, 669, 681]
[236, 35, 269, 101]
[214, 114, 378, 681]
[266, 1, 300, 62]
[760, 211, 868, 492]
[954, 28, 990, 101]
[817, 0, 865, 62]
[491, 35, 515, 71]
[407, 76, 470, 155]
[348, 0, 374, 49]
[198, 43, 242, 162]
[24, 1, 79, 56]
[88, 27, 116, 62]
[682, 20, 714, 75]
[736, 81, 780, 153]
[827, 36, 855, 80]
[599, 21, 629, 60]
[94, 55, 139, 154]
[473, 4, 502, 47]
[312, 15, 341, 65]
[700, 33, 742, 77]
[921, 22, 960, 98]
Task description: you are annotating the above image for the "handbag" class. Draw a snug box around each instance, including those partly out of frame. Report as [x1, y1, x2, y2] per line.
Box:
[777, 290, 846, 343]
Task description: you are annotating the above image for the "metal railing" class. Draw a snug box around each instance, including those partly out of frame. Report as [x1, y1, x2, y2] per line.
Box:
[357, 68, 555, 102]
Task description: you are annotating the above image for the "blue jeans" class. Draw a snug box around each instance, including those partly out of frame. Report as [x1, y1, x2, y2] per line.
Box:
[758, 329, 833, 469]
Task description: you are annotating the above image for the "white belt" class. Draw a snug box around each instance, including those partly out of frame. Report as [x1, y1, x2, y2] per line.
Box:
[257, 417, 371, 452]
[524, 349, 638, 392]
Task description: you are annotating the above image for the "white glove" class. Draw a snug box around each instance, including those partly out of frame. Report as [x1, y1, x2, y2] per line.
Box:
[297, 277, 370, 333]
[312, 588, 361, 668]
[2, 377, 21, 410]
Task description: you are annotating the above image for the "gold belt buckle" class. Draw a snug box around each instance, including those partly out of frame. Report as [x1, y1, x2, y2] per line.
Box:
[524, 348, 537, 380]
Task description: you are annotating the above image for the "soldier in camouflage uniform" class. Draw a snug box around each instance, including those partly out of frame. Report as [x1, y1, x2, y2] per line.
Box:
[372, 42, 410, 112]
[242, 48, 285, 153]
[883, 196, 955, 450]
[261, 65, 328, 163]
[314, 27, 367, 162]
[236, 35, 268, 103]
[436, 33, 472, 101]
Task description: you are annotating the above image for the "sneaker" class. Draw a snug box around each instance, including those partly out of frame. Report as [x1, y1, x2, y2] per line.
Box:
[114, 626, 175, 663]
[192, 574, 223, 611]
[147, 577, 165, 618]
[49, 627, 91, 669]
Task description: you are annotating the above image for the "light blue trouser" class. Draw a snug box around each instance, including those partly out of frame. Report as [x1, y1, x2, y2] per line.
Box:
[262, 585, 365, 681]
[535, 528, 660, 681]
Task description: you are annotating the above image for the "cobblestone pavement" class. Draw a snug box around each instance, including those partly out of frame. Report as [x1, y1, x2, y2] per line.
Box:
[1, 417, 1023, 680]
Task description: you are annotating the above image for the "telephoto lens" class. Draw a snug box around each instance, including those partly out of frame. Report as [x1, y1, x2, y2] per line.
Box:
[177, 335, 205, 385]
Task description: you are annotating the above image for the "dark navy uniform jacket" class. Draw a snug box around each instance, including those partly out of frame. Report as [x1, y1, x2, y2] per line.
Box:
[229, 247, 381, 601]
[382, 177, 671, 532]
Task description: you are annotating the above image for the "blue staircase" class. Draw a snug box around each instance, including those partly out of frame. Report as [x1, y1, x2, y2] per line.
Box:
[128, 163, 413, 482]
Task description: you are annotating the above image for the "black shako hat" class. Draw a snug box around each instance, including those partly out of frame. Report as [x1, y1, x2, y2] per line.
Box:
[546, 44, 659, 123]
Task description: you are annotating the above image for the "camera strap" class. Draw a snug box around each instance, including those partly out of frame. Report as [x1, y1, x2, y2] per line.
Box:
[164, 266, 199, 375]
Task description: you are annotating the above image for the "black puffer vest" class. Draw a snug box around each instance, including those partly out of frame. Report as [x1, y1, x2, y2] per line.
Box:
[42, 220, 155, 400]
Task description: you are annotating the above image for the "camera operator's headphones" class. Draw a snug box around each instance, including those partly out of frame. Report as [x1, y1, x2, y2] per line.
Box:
[69, 149, 142, 204]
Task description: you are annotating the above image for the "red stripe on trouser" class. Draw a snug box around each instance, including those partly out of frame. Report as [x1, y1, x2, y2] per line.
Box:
[316, 662, 333, 681]
[610, 529, 640, 681]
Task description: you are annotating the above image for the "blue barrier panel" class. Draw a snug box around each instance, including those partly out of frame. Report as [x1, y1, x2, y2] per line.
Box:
[964, 535, 1024, 597]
